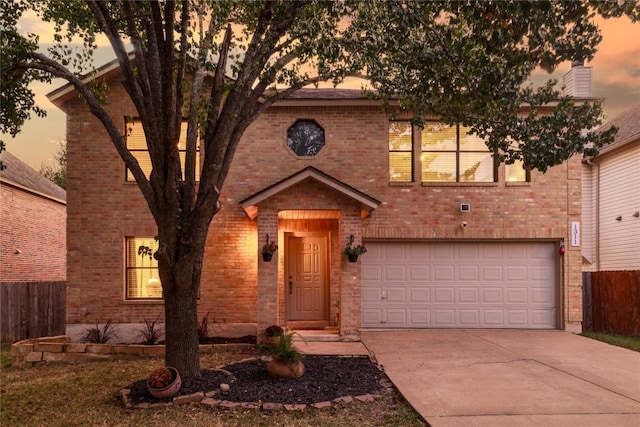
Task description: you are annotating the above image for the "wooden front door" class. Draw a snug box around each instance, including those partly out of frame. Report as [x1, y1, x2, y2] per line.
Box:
[286, 233, 328, 323]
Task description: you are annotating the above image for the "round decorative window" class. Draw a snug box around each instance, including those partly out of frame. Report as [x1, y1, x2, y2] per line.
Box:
[287, 120, 325, 157]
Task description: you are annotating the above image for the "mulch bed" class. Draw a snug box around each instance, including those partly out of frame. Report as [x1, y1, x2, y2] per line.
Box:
[126, 355, 390, 405]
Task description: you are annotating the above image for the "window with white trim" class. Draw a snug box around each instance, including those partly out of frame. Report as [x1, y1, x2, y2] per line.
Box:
[125, 237, 161, 299]
[420, 123, 496, 183]
[389, 121, 414, 182]
[125, 118, 200, 181]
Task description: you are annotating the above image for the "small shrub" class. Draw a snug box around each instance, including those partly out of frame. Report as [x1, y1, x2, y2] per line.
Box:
[136, 315, 164, 345]
[271, 331, 304, 363]
[197, 311, 211, 343]
[81, 319, 119, 344]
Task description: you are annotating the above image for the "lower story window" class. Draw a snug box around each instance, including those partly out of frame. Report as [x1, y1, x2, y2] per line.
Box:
[125, 237, 162, 299]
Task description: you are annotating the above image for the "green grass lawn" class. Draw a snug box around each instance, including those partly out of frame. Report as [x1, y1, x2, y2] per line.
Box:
[580, 332, 640, 352]
[0, 347, 426, 427]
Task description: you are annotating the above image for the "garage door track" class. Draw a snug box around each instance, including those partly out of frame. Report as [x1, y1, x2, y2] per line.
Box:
[362, 330, 640, 427]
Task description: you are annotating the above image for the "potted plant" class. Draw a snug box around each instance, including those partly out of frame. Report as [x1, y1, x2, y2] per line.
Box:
[262, 237, 278, 262]
[264, 325, 284, 346]
[344, 235, 366, 262]
[267, 331, 305, 379]
[146, 366, 182, 399]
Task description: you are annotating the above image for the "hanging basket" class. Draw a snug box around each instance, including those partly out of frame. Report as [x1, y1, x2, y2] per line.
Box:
[347, 254, 359, 263]
[262, 252, 273, 262]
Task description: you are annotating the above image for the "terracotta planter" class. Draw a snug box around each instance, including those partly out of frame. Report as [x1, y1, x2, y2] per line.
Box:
[147, 367, 182, 399]
[262, 252, 273, 262]
[267, 358, 305, 379]
[347, 254, 359, 263]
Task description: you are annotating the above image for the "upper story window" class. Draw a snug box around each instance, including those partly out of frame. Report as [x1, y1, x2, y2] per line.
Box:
[125, 237, 161, 299]
[389, 121, 413, 182]
[420, 123, 496, 183]
[287, 120, 325, 157]
[125, 118, 200, 181]
[506, 160, 530, 182]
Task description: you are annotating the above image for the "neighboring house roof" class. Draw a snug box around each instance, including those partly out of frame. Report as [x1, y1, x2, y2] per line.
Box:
[0, 151, 66, 203]
[597, 103, 640, 154]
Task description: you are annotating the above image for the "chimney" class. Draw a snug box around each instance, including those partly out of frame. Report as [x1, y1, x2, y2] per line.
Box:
[562, 61, 592, 98]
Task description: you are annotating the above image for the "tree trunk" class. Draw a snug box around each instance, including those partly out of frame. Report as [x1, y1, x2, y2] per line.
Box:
[163, 271, 201, 377]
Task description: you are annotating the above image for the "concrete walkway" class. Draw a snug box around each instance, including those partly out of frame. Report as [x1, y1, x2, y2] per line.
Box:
[361, 330, 640, 427]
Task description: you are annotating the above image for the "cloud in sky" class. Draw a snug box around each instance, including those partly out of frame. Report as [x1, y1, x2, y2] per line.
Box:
[4, 11, 640, 169]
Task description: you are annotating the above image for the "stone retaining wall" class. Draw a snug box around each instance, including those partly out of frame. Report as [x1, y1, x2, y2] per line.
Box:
[11, 335, 252, 367]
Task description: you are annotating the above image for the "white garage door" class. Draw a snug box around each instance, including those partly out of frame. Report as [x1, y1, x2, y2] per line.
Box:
[362, 242, 557, 329]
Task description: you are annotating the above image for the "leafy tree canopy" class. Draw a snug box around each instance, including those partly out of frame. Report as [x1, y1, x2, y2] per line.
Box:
[2, 0, 637, 375]
[39, 140, 67, 189]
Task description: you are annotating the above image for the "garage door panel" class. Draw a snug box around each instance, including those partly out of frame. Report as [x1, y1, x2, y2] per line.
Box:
[362, 264, 382, 281]
[362, 309, 382, 325]
[531, 287, 554, 304]
[434, 287, 455, 303]
[458, 287, 479, 303]
[480, 244, 503, 259]
[410, 309, 431, 325]
[507, 288, 528, 304]
[386, 288, 406, 303]
[410, 287, 430, 302]
[531, 265, 555, 281]
[408, 265, 429, 280]
[506, 265, 528, 281]
[483, 310, 504, 326]
[482, 287, 504, 303]
[434, 265, 455, 281]
[459, 310, 480, 325]
[458, 245, 479, 259]
[506, 310, 528, 325]
[434, 309, 456, 326]
[362, 287, 381, 303]
[384, 265, 406, 281]
[384, 244, 407, 259]
[531, 309, 556, 326]
[481, 265, 503, 281]
[385, 309, 407, 325]
[458, 265, 479, 281]
[362, 242, 557, 329]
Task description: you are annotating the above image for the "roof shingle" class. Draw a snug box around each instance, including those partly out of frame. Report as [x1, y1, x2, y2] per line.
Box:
[0, 151, 66, 202]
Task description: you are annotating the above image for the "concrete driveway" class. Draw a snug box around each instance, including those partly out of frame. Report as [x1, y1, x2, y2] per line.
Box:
[361, 330, 640, 427]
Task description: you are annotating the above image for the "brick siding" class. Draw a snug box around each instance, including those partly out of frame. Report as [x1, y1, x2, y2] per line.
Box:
[61, 72, 581, 332]
[0, 184, 66, 282]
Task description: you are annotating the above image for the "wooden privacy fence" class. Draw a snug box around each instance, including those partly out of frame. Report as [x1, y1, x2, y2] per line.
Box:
[0, 281, 66, 343]
[583, 271, 640, 337]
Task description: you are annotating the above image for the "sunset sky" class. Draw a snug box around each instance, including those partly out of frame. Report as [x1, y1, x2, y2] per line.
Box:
[4, 13, 640, 170]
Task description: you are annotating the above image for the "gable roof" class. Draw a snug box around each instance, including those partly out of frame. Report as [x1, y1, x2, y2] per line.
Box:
[0, 151, 66, 204]
[598, 103, 640, 153]
[239, 166, 380, 220]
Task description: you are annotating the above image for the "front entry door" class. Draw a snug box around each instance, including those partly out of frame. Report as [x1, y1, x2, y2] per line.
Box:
[286, 233, 328, 323]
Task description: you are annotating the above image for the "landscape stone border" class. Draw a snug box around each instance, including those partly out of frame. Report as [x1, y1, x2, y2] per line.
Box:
[12, 337, 395, 412]
[10, 335, 253, 367]
[119, 357, 395, 411]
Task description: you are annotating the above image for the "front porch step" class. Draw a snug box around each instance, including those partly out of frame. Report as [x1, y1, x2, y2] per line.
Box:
[290, 330, 359, 342]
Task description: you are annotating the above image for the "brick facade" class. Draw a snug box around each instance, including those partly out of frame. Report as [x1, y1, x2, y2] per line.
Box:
[55, 70, 581, 335]
[0, 182, 66, 282]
